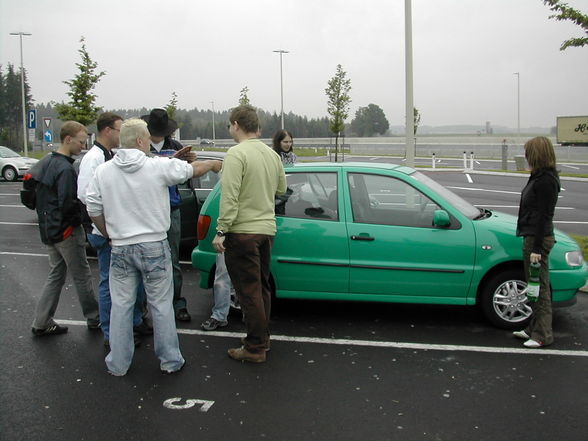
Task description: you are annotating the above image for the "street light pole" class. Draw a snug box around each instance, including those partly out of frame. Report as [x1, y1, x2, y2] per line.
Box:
[514, 72, 520, 140]
[273, 49, 289, 130]
[210, 101, 216, 142]
[404, 0, 415, 168]
[10, 31, 32, 156]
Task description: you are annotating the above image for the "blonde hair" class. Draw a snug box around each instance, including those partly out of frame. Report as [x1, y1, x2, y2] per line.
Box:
[524, 136, 556, 171]
[120, 118, 149, 149]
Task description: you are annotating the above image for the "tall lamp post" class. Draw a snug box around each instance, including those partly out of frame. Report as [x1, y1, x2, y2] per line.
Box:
[273, 49, 289, 130]
[404, 0, 415, 168]
[10, 31, 32, 156]
[210, 101, 216, 143]
[513, 72, 520, 140]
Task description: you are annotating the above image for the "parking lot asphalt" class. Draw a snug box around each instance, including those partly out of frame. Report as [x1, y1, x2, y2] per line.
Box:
[1, 178, 588, 441]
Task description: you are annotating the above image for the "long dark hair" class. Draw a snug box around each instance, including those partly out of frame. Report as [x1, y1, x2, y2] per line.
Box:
[272, 129, 294, 154]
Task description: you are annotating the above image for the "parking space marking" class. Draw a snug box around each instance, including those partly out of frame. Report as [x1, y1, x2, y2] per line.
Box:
[0, 221, 38, 225]
[0, 205, 25, 208]
[56, 319, 588, 358]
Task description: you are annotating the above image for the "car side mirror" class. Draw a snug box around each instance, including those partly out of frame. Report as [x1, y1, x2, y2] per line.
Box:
[433, 210, 451, 227]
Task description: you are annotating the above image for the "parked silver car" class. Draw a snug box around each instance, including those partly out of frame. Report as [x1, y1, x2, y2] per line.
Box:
[0, 146, 39, 181]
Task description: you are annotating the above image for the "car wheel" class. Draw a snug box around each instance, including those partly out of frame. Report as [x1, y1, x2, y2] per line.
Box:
[2, 166, 17, 181]
[481, 269, 533, 330]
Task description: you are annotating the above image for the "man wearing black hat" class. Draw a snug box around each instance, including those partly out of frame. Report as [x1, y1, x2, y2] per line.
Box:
[141, 108, 191, 322]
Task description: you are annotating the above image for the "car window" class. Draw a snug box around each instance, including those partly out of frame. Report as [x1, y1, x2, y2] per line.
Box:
[191, 167, 220, 190]
[348, 173, 440, 228]
[0, 146, 20, 158]
[276, 172, 338, 220]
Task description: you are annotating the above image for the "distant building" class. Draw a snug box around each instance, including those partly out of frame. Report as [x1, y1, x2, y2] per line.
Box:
[485, 121, 493, 135]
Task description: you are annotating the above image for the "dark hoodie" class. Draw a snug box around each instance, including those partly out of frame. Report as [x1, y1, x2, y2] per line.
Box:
[31, 152, 82, 244]
[516, 167, 560, 253]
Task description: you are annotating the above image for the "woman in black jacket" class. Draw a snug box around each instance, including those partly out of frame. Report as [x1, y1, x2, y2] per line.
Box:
[513, 136, 560, 347]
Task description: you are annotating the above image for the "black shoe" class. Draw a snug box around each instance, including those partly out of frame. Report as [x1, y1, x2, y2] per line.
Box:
[32, 324, 68, 336]
[87, 321, 101, 330]
[201, 317, 228, 331]
[175, 308, 191, 322]
[133, 321, 153, 335]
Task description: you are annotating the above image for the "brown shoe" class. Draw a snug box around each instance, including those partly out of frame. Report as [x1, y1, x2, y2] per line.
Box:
[240, 337, 271, 352]
[228, 346, 266, 363]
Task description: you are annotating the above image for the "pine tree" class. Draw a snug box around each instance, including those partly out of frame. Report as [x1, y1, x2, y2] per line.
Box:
[55, 37, 105, 126]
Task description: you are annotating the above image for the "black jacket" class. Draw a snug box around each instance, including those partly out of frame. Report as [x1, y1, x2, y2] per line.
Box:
[516, 167, 560, 253]
[33, 152, 83, 244]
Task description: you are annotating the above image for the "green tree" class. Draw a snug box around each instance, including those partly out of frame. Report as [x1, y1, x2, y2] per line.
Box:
[0, 63, 33, 150]
[165, 91, 179, 120]
[350, 103, 389, 136]
[325, 64, 352, 161]
[239, 86, 250, 106]
[543, 0, 588, 50]
[55, 37, 105, 126]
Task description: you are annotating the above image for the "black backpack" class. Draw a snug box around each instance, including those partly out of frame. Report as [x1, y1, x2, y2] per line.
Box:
[20, 155, 51, 210]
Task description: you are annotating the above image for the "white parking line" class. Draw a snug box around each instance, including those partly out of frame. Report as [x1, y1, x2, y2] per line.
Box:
[465, 174, 473, 183]
[0, 205, 25, 208]
[0, 221, 38, 226]
[56, 319, 588, 358]
[0, 250, 192, 265]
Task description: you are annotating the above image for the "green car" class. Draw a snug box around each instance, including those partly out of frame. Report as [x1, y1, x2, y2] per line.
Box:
[192, 162, 587, 329]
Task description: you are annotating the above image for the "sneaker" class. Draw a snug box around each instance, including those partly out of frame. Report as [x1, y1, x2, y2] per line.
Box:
[32, 324, 68, 336]
[175, 308, 191, 322]
[241, 336, 270, 352]
[513, 330, 530, 340]
[161, 361, 186, 375]
[227, 346, 266, 363]
[133, 321, 153, 335]
[87, 320, 101, 330]
[201, 317, 228, 331]
[523, 339, 544, 348]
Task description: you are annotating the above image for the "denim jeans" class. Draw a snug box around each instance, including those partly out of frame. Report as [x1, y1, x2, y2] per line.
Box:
[33, 225, 99, 329]
[211, 252, 234, 322]
[105, 240, 184, 376]
[87, 233, 145, 341]
[167, 208, 186, 311]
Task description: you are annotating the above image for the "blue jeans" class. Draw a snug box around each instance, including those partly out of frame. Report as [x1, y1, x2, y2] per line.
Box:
[211, 253, 234, 321]
[105, 240, 184, 376]
[87, 233, 145, 341]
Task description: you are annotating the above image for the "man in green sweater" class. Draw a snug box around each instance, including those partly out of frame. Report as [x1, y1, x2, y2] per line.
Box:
[213, 105, 287, 363]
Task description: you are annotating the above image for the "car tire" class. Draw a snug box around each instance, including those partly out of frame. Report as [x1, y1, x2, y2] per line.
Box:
[2, 166, 17, 181]
[480, 269, 533, 330]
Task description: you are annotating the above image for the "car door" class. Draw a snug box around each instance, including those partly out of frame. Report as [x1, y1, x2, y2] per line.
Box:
[178, 158, 221, 244]
[345, 170, 476, 302]
[272, 169, 350, 296]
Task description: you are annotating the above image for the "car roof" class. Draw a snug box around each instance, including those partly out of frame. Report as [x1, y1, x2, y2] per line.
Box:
[289, 161, 415, 175]
[195, 151, 226, 160]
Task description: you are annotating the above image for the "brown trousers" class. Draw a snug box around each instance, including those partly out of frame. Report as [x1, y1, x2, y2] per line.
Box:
[225, 233, 274, 354]
[523, 236, 556, 345]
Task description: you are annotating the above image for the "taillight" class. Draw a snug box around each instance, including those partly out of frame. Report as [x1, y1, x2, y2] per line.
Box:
[197, 215, 211, 240]
[23, 173, 33, 181]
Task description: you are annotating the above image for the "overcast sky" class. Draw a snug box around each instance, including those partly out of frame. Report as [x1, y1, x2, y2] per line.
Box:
[1, 0, 587, 129]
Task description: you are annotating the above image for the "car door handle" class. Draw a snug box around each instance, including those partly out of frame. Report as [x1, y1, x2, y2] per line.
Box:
[350, 235, 375, 241]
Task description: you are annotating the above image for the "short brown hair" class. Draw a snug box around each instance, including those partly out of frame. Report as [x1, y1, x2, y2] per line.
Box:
[524, 136, 556, 171]
[60, 121, 87, 142]
[96, 112, 123, 133]
[229, 105, 260, 134]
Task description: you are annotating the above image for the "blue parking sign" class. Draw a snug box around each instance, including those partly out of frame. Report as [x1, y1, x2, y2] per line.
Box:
[27, 109, 37, 129]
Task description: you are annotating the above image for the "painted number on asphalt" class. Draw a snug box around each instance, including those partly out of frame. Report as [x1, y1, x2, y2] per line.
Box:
[163, 397, 214, 412]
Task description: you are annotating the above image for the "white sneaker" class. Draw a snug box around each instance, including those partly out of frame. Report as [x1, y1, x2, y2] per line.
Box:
[513, 330, 530, 340]
[523, 339, 544, 348]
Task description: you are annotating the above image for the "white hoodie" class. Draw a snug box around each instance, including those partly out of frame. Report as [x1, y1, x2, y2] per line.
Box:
[85, 148, 193, 246]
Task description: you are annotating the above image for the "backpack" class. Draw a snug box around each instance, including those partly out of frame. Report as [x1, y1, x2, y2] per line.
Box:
[20, 172, 38, 210]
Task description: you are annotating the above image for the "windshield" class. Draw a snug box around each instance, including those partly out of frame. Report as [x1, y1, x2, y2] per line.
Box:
[0, 146, 21, 158]
[412, 171, 480, 219]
